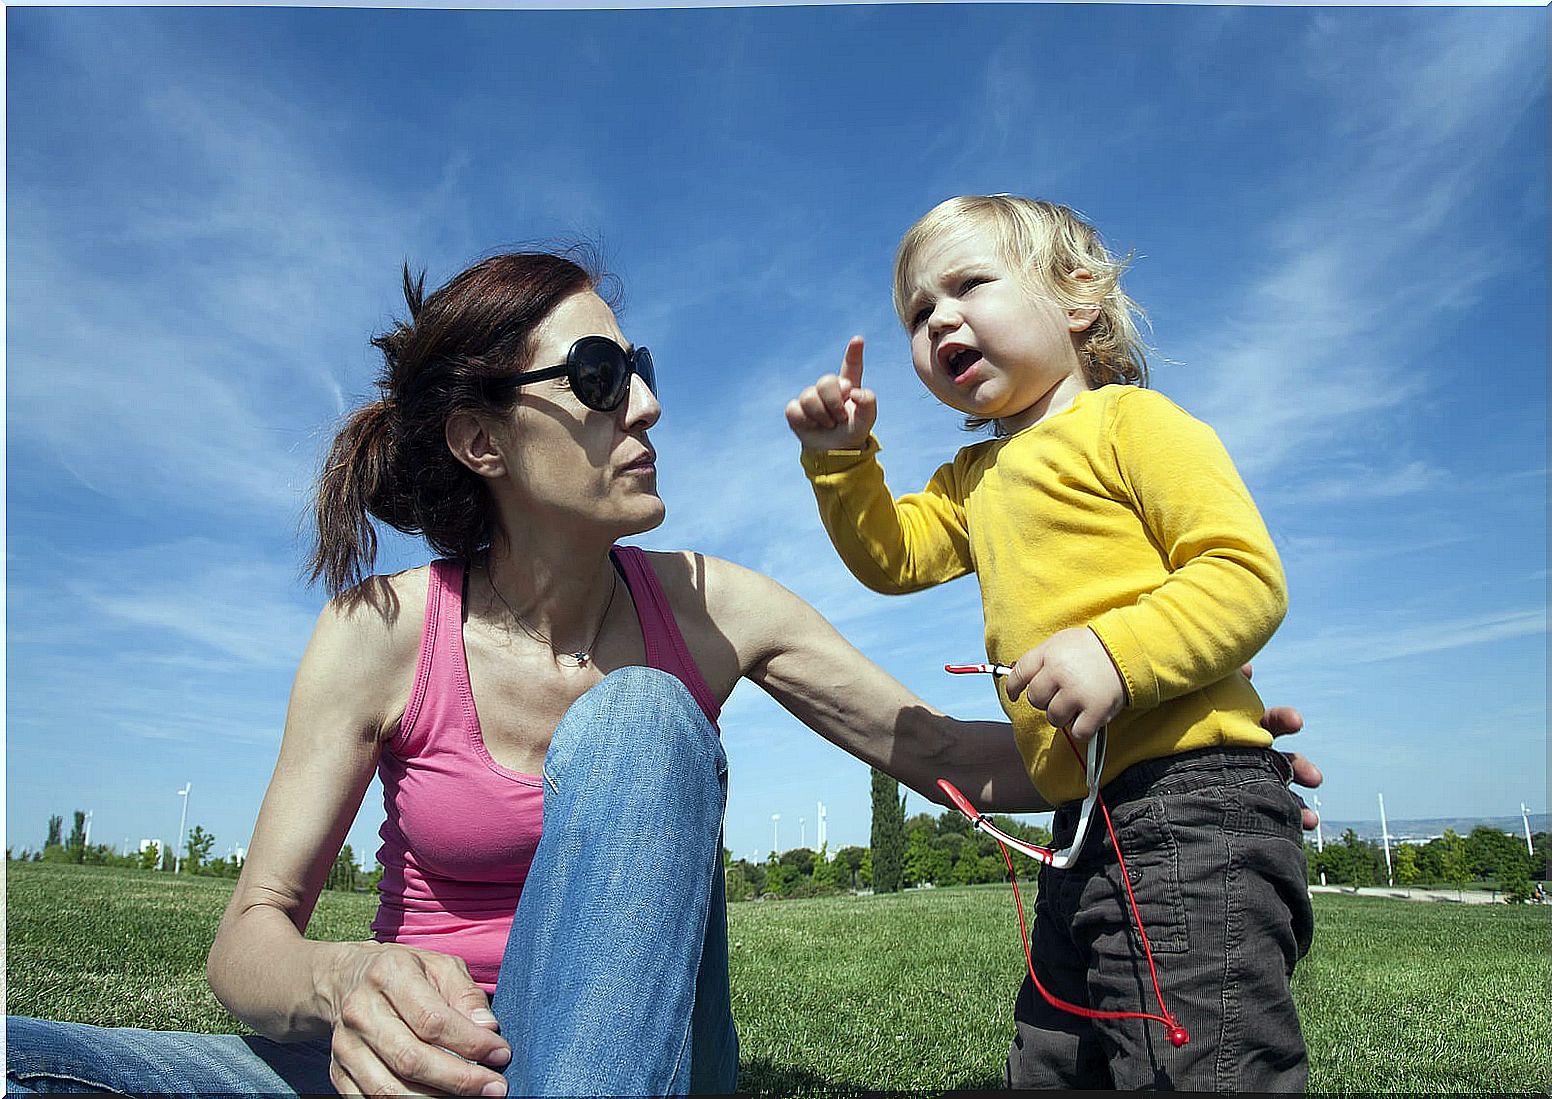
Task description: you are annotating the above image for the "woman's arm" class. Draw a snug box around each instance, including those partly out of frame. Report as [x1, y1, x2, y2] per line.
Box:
[688, 554, 1047, 812]
[205, 574, 510, 1096]
[676, 553, 1321, 818]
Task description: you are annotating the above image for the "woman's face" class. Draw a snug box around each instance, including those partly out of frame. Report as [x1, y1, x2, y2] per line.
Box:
[495, 289, 665, 539]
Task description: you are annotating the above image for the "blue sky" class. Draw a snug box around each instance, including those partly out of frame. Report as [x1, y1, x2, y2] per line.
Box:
[5, 4, 1545, 868]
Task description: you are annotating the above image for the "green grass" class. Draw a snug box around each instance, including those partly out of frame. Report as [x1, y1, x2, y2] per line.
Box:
[7, 863, 1550, 1094]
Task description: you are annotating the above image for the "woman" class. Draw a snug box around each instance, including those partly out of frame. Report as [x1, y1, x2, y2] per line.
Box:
[6, 249, 1320, 1097]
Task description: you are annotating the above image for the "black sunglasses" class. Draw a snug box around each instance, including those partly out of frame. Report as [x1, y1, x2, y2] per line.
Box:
[489, 335, 656, 413]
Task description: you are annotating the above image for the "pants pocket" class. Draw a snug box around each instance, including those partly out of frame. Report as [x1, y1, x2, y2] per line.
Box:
[1097, 799, 1190, 954]
[1224, 776, 1303, 841]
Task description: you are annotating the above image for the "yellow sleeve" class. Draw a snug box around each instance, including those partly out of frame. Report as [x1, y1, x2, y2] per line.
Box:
[1087, 391, 1288, 711]
[799, 435, 974, 594]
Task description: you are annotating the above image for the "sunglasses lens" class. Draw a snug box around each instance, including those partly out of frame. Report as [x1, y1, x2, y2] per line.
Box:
[571, 338, 630, 412]
[634, 347, 657, 397]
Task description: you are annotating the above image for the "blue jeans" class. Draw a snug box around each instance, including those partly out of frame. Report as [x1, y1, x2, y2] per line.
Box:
[7, 667, 738, 1097]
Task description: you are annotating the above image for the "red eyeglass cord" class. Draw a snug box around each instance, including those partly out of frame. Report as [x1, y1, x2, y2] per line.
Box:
[996, 727, 1190, 1049]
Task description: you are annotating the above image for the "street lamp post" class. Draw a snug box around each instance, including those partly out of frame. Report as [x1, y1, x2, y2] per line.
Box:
[771, 814, 780, 858]
[1313, 795, 1326, 886]
[1378, 793, 1393, 887]
[174, 784, 192, 875]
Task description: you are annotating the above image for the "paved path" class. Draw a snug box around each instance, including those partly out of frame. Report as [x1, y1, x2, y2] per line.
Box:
[1309, 884, 1538, 905]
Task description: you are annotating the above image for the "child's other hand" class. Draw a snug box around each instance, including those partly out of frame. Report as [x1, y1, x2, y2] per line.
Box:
[786, 336, 878, 452]
[1003, 628, 1126, 744]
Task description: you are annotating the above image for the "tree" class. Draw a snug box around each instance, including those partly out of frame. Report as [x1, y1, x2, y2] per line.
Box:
[725, 863, 756, 902]
[184, 825, 216, 873]
[869, 769, 906, 894]
[738, 858, 766, 897]
[1393, 843, 1420, 888]
[45, 815, 63, 849]
[903, 830, 950, 887]
[1439, 829, 1471, 899]
[778, 847, 816, 878]
[139, 842, 161, 871]
[1465, 827, 1530, 886]
[67, 810, 88, 864]
[811, 844, 837, 889]
[1334, 825, 1384, 887]
[833, 846, 866, 890]
[327, 845, 360, 891]
[1503, 868, 1534, 904]
[764, 858, 799, 897]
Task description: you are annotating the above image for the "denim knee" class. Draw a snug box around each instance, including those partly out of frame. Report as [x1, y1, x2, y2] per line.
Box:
[548, 666, 724, 778]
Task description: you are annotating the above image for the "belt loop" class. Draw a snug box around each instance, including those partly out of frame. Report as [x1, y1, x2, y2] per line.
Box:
[1269, 748, 1292, 785]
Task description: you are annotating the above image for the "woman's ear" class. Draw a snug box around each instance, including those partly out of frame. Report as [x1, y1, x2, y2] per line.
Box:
[1067, 268, 1100, 333]
[446, 410, 507, 480]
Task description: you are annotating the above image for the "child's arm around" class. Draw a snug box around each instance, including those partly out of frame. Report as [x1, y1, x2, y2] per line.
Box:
[787, 337, 973, 593]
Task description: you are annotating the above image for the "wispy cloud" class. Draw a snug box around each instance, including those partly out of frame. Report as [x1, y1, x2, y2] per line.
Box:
[1269, 460, 1450, 506]
[1165, 12, 1543, 480]
[1272, 607, 1545, 670]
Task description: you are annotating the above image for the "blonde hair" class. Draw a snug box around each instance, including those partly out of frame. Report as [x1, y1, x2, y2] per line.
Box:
[893, 195, 1149, 431]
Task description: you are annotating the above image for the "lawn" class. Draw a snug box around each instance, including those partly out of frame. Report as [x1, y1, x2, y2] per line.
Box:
[7, 862, 1550, 1094]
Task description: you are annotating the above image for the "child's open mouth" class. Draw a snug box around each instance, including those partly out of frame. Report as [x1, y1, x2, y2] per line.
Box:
[946, 348, 982, 382]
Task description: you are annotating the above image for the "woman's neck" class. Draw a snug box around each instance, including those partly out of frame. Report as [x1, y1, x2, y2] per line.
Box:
[482, 530, 619, 641]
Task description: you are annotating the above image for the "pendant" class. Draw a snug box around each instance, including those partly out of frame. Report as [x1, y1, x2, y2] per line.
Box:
[571, 652, 590, 667]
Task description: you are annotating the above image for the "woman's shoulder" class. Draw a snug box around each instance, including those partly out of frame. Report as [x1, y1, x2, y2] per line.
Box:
[312, 564, 434, 668]
[625, 548, 791, 696]
[629, 548, 778, 605]
[626, 548, 793, 639]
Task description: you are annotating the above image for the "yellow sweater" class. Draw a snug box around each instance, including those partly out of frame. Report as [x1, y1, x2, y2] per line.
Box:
[800, 385, 1288, 804]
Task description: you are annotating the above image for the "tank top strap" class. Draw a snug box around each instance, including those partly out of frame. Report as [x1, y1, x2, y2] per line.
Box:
[613, 545, 721, 727]
[395, 559, 473, 756]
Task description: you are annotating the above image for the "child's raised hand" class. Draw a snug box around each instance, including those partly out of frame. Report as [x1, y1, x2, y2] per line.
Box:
[1003, 628, 1127, 745]
[786, 336, 878, 452]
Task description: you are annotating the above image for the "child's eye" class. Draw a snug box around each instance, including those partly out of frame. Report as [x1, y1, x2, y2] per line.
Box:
[960, 276, 988, 294]
[909, 304, 932, 330]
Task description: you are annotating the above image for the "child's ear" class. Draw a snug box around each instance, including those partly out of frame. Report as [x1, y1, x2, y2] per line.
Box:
[1067, 268, 1100, 333]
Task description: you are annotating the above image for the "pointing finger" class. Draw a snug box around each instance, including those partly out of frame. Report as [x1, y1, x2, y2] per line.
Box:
[839, 336, 866, 389]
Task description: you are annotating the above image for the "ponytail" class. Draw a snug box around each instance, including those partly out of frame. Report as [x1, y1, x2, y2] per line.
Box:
[306, 398, 397, 598]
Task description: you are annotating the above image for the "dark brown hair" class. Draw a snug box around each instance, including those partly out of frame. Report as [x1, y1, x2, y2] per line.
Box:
[307, 247, 614, 598]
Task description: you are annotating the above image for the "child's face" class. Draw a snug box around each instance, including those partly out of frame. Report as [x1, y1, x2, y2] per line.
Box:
[901, 224, 1091, 433]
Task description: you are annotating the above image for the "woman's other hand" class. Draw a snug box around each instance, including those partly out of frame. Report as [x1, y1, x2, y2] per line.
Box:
[325, 941, 511, 1096]
[1243, 661, 1322, 830]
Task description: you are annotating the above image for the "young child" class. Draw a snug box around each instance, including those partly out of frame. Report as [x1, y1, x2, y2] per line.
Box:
[786, 195, 1313, 1091]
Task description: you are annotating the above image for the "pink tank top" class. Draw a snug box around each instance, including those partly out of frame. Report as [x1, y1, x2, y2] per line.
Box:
[370, 546, 721, 991]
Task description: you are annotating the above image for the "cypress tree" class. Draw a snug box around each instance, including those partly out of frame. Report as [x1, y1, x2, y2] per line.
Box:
[870, 769, 906, 893]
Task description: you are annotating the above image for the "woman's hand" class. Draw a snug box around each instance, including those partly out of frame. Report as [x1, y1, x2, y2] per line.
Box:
[325, 941, 511, 1097]
[786, 336, 878, 452]
[1242, 661, 1323, 830]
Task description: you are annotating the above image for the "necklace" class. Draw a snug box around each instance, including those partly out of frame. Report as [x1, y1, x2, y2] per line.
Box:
[486, 563, 618, 668]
